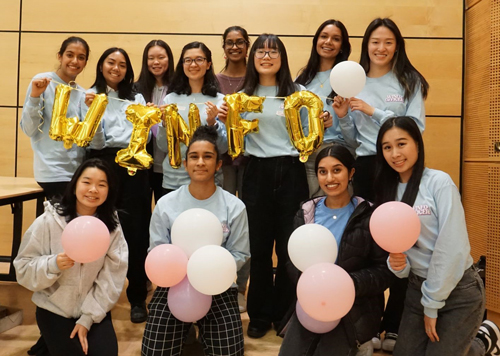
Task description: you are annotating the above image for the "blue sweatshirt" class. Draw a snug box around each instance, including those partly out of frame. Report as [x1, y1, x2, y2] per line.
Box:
[20, 72, 86, 182]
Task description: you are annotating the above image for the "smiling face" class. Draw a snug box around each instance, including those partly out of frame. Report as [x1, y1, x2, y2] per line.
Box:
[254, 43, 281, 80]
[317, 156, 353, 201]
[57, 42, 88, 82]
[147, 45, 169, 79]
[368, 26, 397, 71]
[224, 30, 248, 63]
[184, 140, 222, 183]
[183, 48, 211, 83]
[101, 51, 127, 90]
[381, 127, 419, 183]
[316, 24, 343, 62]
[75, 167, 109, 216]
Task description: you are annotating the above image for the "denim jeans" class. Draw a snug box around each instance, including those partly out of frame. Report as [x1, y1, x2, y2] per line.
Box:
[394, 267, 486, 356]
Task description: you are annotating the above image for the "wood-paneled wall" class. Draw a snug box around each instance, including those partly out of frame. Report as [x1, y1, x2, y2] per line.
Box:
[1, 1, 463, 266]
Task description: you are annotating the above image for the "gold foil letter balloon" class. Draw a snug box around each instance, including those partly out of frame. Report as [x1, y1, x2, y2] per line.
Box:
[284, 90, 324, 162]
[224, 93, 263, 159]
[163, 103, 201, 169]
[49, 84, 108, 149]
[115, 104, 161, 176]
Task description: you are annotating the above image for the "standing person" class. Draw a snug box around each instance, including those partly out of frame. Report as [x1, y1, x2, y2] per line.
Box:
[135, 39, 175, 203]
[142, 125, 250, 356]
[376, 116, 500, 356]
[83, 47, 150, 323]
[156, 41, 227, 195]
[295, 19, 355, 197]
[216, 25, 251, 313]
[20, 37, 90, 201]
[238, 33, 310, 338]
[278, 145, 392, 356]
[14, 158, 128, 356]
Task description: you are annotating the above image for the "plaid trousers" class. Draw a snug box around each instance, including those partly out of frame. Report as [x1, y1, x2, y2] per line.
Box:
[142, 287, 244, 356]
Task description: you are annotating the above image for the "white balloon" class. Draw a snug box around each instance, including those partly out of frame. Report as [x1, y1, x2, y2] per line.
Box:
[187, 245, 237, 295]
[288, 224, 338, 272]
[329, 61, 366, 98]
[171, 208, 223, 257]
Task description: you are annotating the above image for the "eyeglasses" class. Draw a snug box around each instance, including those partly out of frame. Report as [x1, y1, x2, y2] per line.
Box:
[224, 39, 248, 49]
[254, 49, 280, 59]
[183, 57, 207, 65]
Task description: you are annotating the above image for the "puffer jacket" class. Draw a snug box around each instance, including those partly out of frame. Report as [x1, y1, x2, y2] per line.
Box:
[279, 196, 393, 347]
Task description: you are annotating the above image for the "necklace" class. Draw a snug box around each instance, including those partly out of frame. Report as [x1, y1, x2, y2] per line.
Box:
[318, 71, 330, 88]
[227, 75, 244, 93]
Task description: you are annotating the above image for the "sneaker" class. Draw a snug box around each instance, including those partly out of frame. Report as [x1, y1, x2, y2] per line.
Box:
[478, 320, 500, 356]
[372, 333, 381, 350]
[238, 292, 247, 313]
[382, 332, 398, 352]
[130, 302, 148, 323]
[356, 340, 374, 356]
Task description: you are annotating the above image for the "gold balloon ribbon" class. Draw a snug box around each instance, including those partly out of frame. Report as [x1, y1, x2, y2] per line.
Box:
[115, 104, 161, 176]
[163, 103, 201, 169]
[224, 93, 263, 159]
[284, 90, 324, 162]
[49, 84, 108, 149]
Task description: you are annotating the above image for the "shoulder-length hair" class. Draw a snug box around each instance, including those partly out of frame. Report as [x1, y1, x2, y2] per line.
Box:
[359, 18, 429, 100]
[374, 116, 425, 207]
[167, 42, 220, 97]
[56, 158, 119, 232]
[242, 34, 297, 97]
[135, 40, 174, 103]
[91, 47, 136, 100]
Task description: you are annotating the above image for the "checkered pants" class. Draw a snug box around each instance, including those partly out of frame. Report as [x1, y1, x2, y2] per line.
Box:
[142, 287, 244, 356]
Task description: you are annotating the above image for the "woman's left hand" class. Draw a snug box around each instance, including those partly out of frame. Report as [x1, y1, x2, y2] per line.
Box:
[205, 101, 218, 126]
[349, 98, 375, 116]
[424, 315, 439, 342]
[320, 111, 333, 128]
[70, 324, 89, 355]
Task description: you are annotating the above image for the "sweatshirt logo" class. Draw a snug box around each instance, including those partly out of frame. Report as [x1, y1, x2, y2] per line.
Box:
[385, 94, 404, 103]
[414, 205, 431, 216]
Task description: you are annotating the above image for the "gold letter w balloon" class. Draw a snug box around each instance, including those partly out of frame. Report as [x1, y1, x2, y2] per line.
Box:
[49, 84, 108, 149]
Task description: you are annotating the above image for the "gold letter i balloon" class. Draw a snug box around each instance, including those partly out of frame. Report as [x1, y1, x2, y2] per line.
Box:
[284, 90, 324, 162]
[115, 104, 161, 176]
[49, 84, 108, 149]
[163, 103, 201, 169]
[224, 93, 263, 159]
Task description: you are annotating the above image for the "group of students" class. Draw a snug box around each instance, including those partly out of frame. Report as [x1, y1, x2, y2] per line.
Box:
[13, 15, 500, 356]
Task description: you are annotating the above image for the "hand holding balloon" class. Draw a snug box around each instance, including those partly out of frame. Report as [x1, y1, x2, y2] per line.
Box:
[389, 253, 407, 271]
[218, 102, 228, 123]
[31, 77, 52, 98]
[84, 92, 95, 107]
[320, 111, 333, 129]
[349, 98, 375, 116]
[56, 252, 75, 270]
[332, 96, 350, 118]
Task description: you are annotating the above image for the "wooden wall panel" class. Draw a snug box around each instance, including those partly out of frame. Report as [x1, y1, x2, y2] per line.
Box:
[0, 33, 20, 107]
[16, 109, 34, 179]
[0, 0, 20, 31]
[0, 109, 17, 177]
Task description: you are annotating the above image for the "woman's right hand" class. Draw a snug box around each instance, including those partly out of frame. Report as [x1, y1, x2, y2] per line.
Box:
[218, 102, 228, 124]
[332, 96, 350, 118]
[30, 78, 51, 98]
[57, 253, 75, 270]
[84, 92, 96, 108]
[388, 253, 407, 271]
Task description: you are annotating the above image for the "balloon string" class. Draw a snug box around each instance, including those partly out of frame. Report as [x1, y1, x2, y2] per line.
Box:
[51, 79, 137, 104]
[265, 95, 335, 101]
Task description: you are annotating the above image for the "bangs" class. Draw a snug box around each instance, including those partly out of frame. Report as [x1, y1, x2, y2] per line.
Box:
[253, 34, 280, 50]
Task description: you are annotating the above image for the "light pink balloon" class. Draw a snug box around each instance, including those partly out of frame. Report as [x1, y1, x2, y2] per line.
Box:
[145, 245, 188, 288]
[369, 201, 421, 253]
[296, 301, 340, 334]
[168, 277, 212, 322]
[297, 263, 355, 322]
[61, 216, 110, 263]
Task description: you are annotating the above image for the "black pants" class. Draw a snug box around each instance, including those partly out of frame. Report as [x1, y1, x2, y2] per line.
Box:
[89, 148, 150, 305]
[149, 171, 165, 204]
[34, 307, 117, 356]
[37, 181, 69, 203]
[243, 155, 309, 327]
[380, 276, 408, 334]
[353, 155, 377, 202]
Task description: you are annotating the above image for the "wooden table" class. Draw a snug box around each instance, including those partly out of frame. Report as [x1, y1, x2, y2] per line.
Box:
[0, 177, 45, 281]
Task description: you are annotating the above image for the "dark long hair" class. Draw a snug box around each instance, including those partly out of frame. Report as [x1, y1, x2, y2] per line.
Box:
[135, 40, 174, 103]
[295, 19, 351, 86]
[314, 144, 355, 198]
[58, 36, 90, 61]
[91, 47, 136, 100]
[359, 18, 429, 100]
[168, 42, 220, 97]
[374, 116, 425, 207]
[242, 34, 298, 97]
[221, 26, 250, 72]
[57, 158, 119, 232]
[186, 125, 221, 161]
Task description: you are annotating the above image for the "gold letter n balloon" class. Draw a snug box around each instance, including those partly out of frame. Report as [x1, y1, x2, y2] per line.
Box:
[49, 84, 108, 149]
[115, 104, 161, 176]
[284, 90, 324, 162]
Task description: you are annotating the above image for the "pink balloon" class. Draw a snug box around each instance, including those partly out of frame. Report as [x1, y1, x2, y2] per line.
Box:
[369, 201, 421, 253]
[145, 245, 188, 288]
[296, 301, 340, 334]
[297, 263, 355, 322]
[168, 277, 212, 322]
[61, 216, 110, 263]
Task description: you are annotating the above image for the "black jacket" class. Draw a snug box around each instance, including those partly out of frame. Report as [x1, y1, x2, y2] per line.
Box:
[279, 196, 393, 347]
